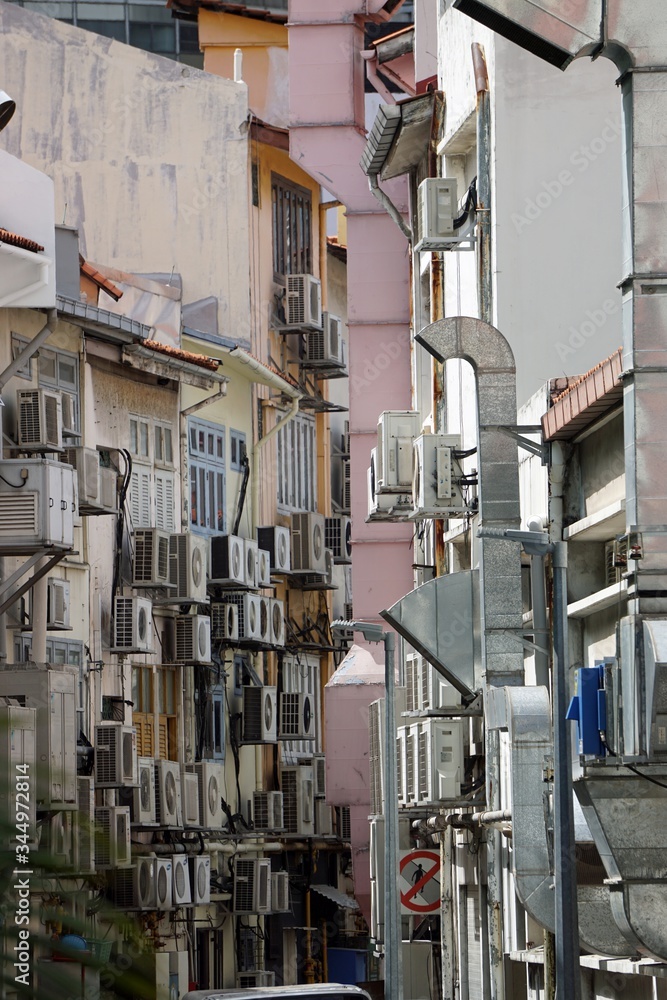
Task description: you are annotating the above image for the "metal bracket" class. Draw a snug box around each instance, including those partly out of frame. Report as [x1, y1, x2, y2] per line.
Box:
[479, 424, 547, 462]
[501, 628, 550, 657]
[0, 549, 70, 618]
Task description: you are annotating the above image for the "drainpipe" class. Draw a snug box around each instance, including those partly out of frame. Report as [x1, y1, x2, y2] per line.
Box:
[528, 515, 550, 689]
[441, 824, 456, 1000]
[361, 51, 397, 106]
[368, 173, 412, 241]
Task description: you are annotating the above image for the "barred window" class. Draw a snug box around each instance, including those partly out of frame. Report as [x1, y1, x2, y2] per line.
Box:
[272, 173, 312, 278]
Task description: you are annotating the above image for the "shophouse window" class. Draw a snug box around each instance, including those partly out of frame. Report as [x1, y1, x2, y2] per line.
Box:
[13, 336, 81, 434]
[131, 664, 178, 760]
[189, 417, 226, 534]
[230, 429, 246, 472]
[272, 174, 312, 278]
[276, 411, 317, 513]
[281, 653, 321, 762]
[128, 414, 176, 531]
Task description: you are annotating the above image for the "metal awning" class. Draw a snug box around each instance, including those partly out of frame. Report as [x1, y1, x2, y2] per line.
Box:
[123, 344, 228, 391]
[360, 92, 440, 181]
[310, 884, 359, 910]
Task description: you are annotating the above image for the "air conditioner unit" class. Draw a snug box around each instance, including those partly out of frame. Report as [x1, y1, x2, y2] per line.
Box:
[63, 446, 100, 508]
[417, 655, 461, 712]
[226, 592, 263, 641]
[376, 411, 421, 493]
[113, 596, 153, 653]
[17, 388, 62, 450]
[155, 858, 173, 909]
[397, 725, 420, 807]
[209, 534, 245, 586]
[605, 537, 628, 587]
[411, 433, 467, 519]
[242, 686, 278, 743]
[75, 776, 95, 873]
[236, 972, 276, 989]
[210, 602, 239, 643]
[94, 724, 138, 787]
[182, 771, 200, 827]
[342, 457, 351, 512]
[176, 615, 211, 664]
[257, 525, 291, 574]
[291, 512, 326, 573]
[0, 703, 36, 852]
[313, 754, 326, 797]
[0, 458, 76, 551]
[155, 760, 182, 827]
[325, 516, 352, 564]
[133, 528, 172, 588]
[367, 460, 412, 523]
[285, 274, 322, 331]
[315, 800, 333, 837]
[281, 765, 314, 835]
[190, 855, 211, 905]
[60, 391, 77, 437]
[257, 548, 271, 587]
[172, 854, 192, 905]
[244, 538, 258, 588]
[258, 596, 271, 643]
[169, 533, 208, 603]
[417, 718, 464, 803]
[271, 872, 290, 913]
[134, 756, 157, 825]
[95, 805, 131, 868]
[45, 578, 70, 628]
[305, 313, 344, 367]
[279, 692, 316, 741]
[269, 599, 285, 647]
[98, 467, 119, 513]
[416, 177, 458, 251]
[111, 856, 158, 909]
[194, 761, 224, 828]
[233, 857, 272, 914]
[253, 790, 284, 831]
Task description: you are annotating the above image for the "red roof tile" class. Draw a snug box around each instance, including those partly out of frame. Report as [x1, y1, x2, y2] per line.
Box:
[144, 339, 221, 371]
[79, 255, 124, 301]
[0, 228, 44, 253]
[542, 348, 623, 441]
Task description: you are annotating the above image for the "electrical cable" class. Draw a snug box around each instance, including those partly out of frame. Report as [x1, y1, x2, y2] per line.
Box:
[0, 473, 26, 489]
[600, 732, 667, 789]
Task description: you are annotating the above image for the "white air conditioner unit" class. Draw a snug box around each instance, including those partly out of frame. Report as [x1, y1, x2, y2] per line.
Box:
[155, 858, 173, 909]
[257, 525, 291, 574]
[176, 615, 211, 663]
[226, 592, 263, 641]
[281, 765, 314, 835]
[315, 800, 334, 837]
[325, 515, 352, 564]
[313, 754, 326, 797]
[258, 596, 271, 643]
[95, 805, 131, 868]
[605, 537, 628, 587]
[211, 602, 239, 643]
[279, 692, 316, 740]
[367, 458, 412, 523]
[377, 411, 421, 493]
[98, 467, 119, 513]
[397, 725, 420, 807]
[417, 718, 464, 803]
[253, 790, 284, 831]
[269, 598, 285, 647]
[63, 446, 100, 509]
[135, 856, 158, 908]
[60, 391, 77, 437]
[0, 458, 76, 551]
[46, 578, 70, 628]
[209, 534, 245, 586]
[416, 654, 461, 712]
[237, 972, 276, 989]
[257, 548, 271, 587]
[190, 855, 211, 905]
[113, 596, 153, 653]
[133, 528, 172, 588]
[134, 757, 157, 825]
[244, 538, 258, 588]
[285, 273, 322, 330]
[172, 854, 192, 905]
[416, 177, 458, 251]
[411, 433, 467, 519]
[94, 724, 138, 787]
[17, 388, 62, 450]
[271, 872, 290, 913]
[169, 533, 207, 603]
[242, 686, 278, 743]
[182, 771, 201, 827]
[155, 760, 182, 827]
[194, 761, 224, 828]
[305, 313, 343, 367]
[234, 857, 272, 913]
[75, 776, 95, 873]
[291, 511, 326, 573]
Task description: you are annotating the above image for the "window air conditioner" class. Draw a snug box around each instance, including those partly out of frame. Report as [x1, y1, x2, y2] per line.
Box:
[253, 790, 284, 831]
[210, 602, 239, 643]
[291, 511, 326, 573]
[60, 391, 77, 437]
[279, 692, 316, 741]
[182, 771, 201, 827]
[315, 800, 334, 837]
[269, 598, 285, 647]
[325, 515, 352, 564]
[226, 592, 263, 641]
[133, 528, 172, 588]
[113, 596, 153, 653]
[94, 724, 138, 787]
[98, 467, 119, 513]
[44, 578, 70, 628]
[95, 805, 131, 868]
[257, 525, 291, 574]
[244, 538, 258, 588]
[169, 533, 207, 603]
[376, 411, 421, 493]
[75, 776, 95, 873]
[281, 765, 315, 835]
[271, 872, 290, 913]
[155, 858, 173, 909]
[154, 760, 183, 827]
[134, 756, 157, 825]
[175, 615, 211, 664]
[17, 388, 62, 450]
[233, 857, 272, 913]
[209, 534, 245, 586]
[0, 458, 76, 551]
[411, 433, 467, 519]
[193, 761, 224, 828]
[313, 753, 326, 797]
[242, 686, 278, 743]
[172, 854, 192, 905]
[237, 973, 276, 989]
[417, 718, 464, 803]
[305, 313, 344, 367]
[190, 855, 211, 905]
[416, 177, 458, 251]
[63, 446, 100, 510]
[285, 274, 322, 331]
[257, 548, 271, 587]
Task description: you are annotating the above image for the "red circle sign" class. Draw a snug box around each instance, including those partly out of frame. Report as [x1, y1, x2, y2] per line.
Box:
[399, 850, 440, 913]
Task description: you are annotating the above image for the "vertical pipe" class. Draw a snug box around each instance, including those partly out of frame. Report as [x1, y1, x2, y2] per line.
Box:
[31, 557, 48, 663]
[440, 825, 455, 1000]
[544, 930, 556, 1000]
[384, 630, 403, 1000]
[458, 884, 469, 1000]
[528, 517, 550, 690]
[305, 890, 314, 983]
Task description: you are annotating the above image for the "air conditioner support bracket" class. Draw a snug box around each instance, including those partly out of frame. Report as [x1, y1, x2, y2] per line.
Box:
[0, 549, 70, 617]
[479, 424, 547, 462]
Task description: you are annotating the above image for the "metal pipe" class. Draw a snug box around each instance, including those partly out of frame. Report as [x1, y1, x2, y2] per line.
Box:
[472, 810, 511, 825]
[441, 824, 456, 1000]
[472, 43, 492, 327]
[361, 50, 397, 105]
[383, 629, 403, 1000]
[368, 173, 412, 241]
[31, 556, 48, 663]
[528, 515, 550, 690]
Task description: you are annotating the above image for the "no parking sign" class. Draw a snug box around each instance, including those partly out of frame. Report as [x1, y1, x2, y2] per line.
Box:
[399, 849, 441, 914]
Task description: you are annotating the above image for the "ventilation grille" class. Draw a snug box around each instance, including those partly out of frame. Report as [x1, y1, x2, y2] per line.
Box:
[281, 769, 298, 834]
[0, 493, 38, 536]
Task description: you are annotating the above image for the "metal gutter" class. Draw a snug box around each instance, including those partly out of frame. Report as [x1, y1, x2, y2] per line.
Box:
[56, 294, 152, 342]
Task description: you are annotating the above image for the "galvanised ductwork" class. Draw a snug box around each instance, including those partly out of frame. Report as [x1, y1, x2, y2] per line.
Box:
[451, 0, 667, 962]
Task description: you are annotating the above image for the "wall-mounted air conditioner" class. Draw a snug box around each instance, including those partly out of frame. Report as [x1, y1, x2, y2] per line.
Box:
[226, 592, 263, 642]
[237, 972, 276, 989]
[269, 599, 285, 647]
[285, 274, 322, 331]
[133, 528, 172, 588]
[313, 754, 326, 797]
[95, 805, 131, 868]
[94, 724, 138, 787]
[209, 534, 245, 586]
[172, 854, 192, 905]
[281, 765, 314, 835]
[244, 538, 258, 589]
[155, 760, 183, 827]
[253, 790, 284, 831]
[325, 516, 352, 564]
[113, 596, 153, 653]
[605, 537, 628, 587]
[315, 800, 333, 837]
[291, 511, 326, 574]
[190, 855, 211, 905]
[210, 602, 239, 643]
[242, 686, 278, 744]
[416, 177, 458, 251]
[169, 533, 207, 603]
[279, 692, 316, 741]
[111, 856, 157, 909]
[416, 718, 464, 804]
[376, 411, 421, 493]
[305, 313, 344, 367]
[233, 857, 272, 913]
[0, 458, 76, 551]
[155, 858, 173, 909]
[194, 761, 224, 828]
[411, 433, 467, 519]
[134, 756, 157, 825]
[0, 704, 36, 851]
[43, 578, 70, 628]
[271, 872, 290, 913]
[175, 615, 211, 664]
[257, 525, 291, 574]
[367, 458, 411, 523]
[258, 596, 271, 643]
[257, 548, 271, 587]
[63, 446, 98, 507]
[397, 725, 419, 808]
[17, 388, 62, 450]
[75, 775, 95, 873]
[418, 655, 461, 712]
[182, 771, 200, 827]
[60, 391, 77, 437]
[98, 467, 119, 513]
